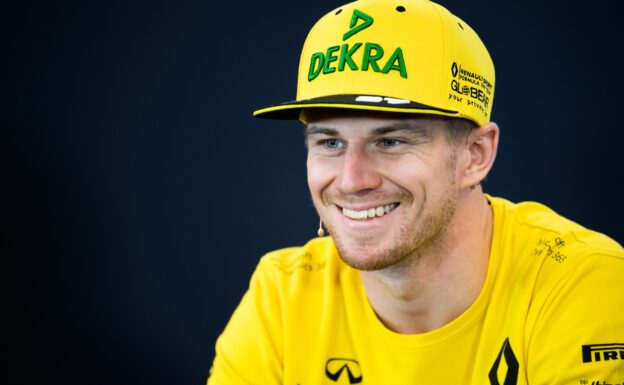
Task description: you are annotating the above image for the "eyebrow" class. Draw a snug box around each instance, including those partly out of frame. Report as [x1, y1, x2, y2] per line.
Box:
[305, 126, 339, 137]
[304, 121, 433, 139]
[370, 122, 433, 137]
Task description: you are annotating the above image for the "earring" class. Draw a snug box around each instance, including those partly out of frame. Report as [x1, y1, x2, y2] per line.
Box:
[317, 219, 325, 237]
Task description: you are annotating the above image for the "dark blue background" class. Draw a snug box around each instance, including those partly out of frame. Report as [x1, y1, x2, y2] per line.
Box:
[3, 1, 622, 384]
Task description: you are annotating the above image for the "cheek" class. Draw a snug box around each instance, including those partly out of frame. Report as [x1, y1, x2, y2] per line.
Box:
[381, 159, 448, 203]
[306, 155, 334, 196]
[385, 160, 433, 188]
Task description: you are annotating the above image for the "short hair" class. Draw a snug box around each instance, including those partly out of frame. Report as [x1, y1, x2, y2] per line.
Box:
[443, 117, 477, 146]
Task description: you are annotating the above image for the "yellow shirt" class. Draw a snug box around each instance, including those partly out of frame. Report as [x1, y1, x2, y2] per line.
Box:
[208, 196, 624, 384]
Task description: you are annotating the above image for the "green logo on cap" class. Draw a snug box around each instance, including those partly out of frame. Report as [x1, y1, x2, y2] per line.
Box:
[343, 9, 373, 40]
[307, 9, 407, 82]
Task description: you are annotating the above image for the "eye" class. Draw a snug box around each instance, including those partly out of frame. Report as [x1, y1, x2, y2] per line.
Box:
[379, 138, 403, 148]
[324, 139, 344, 149]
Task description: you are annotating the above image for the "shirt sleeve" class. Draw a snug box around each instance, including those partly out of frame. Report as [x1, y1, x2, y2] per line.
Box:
[526, 254, 624, 384]
[207, 258, 284, 385]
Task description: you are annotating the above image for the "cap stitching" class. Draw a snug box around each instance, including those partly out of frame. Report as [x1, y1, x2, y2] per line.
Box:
[428, 2, 447, 115]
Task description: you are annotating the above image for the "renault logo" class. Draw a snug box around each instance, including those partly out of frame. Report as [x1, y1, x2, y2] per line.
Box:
[489, 338, 519, 385]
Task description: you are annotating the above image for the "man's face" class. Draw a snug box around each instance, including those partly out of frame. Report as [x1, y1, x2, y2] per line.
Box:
[305, 110, 462, 271]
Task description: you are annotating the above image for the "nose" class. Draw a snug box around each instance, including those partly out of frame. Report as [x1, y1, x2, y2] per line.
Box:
[336, 145, 382, 194]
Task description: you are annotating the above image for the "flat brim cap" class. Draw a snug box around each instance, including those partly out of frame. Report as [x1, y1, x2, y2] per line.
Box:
[254, 94, 460, 120]
[253, 0, 495, 127]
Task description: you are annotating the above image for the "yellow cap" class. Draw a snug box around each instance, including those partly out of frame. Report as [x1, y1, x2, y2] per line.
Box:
[253, 0, 495, 127]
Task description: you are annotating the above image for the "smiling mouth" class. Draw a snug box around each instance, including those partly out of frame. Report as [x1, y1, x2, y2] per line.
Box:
[341, 203, 399, 220]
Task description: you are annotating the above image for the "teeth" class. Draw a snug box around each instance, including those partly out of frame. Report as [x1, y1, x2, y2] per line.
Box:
[342, 203, 398, 220]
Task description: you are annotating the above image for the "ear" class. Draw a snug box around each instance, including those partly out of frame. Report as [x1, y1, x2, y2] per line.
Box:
[459, 122, 499, 189]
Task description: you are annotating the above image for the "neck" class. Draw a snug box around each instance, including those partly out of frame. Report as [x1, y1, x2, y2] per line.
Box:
[359, 191, 493, 334]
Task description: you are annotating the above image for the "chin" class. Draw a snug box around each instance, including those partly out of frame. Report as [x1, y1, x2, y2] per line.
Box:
[333, 238, 410, 271]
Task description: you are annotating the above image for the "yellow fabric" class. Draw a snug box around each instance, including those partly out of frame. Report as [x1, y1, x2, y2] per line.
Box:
[208, 196, 624, 384]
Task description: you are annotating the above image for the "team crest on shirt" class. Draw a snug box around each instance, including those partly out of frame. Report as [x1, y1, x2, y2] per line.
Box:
[489, 338, 519, 385]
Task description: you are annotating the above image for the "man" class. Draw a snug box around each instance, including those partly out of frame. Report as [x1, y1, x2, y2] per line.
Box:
[208, 0, 624, 383]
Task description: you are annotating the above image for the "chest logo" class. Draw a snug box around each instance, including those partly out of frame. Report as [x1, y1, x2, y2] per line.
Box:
[582, 343, 624, 363]
[325, 358, 363, 384]
[489, 338, 519, 385]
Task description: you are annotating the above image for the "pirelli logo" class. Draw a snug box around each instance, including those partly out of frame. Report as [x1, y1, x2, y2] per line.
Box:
[582, 343, 624, 363]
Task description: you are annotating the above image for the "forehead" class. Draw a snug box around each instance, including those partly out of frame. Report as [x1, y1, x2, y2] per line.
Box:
[303, 108, 448, 135]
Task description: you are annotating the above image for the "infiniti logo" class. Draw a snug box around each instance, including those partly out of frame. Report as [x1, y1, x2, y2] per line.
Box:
[325, 358, 363, 384]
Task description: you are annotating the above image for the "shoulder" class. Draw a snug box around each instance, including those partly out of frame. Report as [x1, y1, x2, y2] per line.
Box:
[489, 195, 623, 262]
[490, 198, 624, 384]
[253, 236, 349, 292]
[488, 195, 623, 320]
[258, 236, 341, 275]
[260, 236, 340, 272]
[489, 197, 623, 340]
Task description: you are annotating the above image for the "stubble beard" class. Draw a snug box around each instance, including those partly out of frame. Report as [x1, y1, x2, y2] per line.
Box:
[319, 154, 459, 272]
